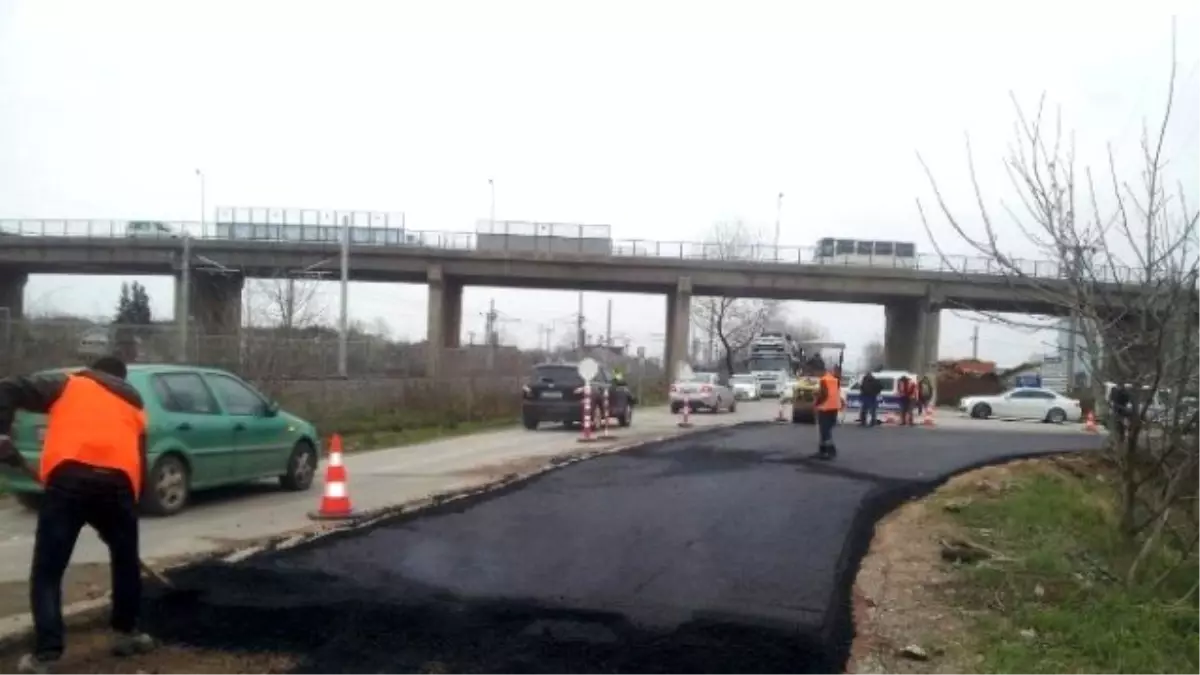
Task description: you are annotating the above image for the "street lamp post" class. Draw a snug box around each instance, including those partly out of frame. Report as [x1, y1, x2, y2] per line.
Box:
[194, 169, 206, 239]
[489, 178, 496, 231]
[773, 192, 784, 261]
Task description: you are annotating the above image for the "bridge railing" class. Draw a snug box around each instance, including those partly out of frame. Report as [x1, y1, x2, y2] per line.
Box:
[0, 218, 1143, 283]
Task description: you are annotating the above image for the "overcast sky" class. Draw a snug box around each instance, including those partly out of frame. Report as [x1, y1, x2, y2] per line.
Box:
[1, 0, 1196, 368]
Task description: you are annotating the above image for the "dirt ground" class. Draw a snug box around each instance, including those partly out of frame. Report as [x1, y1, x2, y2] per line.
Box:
[846, 459, 1051, 674]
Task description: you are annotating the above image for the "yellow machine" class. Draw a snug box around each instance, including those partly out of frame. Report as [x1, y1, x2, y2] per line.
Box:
[790, 341, 846, 424]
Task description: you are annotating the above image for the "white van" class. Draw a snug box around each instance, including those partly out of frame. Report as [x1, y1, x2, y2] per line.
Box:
[125, 221, 179, 238]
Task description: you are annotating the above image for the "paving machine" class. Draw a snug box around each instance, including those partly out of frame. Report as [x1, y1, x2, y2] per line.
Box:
[790, 341, 846, 424]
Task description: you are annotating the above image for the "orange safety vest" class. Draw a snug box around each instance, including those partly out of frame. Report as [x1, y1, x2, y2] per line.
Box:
[818, 373, 841, 412]
[40, 375, 147, 497]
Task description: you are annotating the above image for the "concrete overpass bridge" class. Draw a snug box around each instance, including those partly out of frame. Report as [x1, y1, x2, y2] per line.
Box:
[0, 217, 1158, 379]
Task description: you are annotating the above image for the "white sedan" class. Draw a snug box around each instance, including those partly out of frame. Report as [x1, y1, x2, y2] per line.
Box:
[730, 374, 761, 400]
[960, 388, 1083, 424]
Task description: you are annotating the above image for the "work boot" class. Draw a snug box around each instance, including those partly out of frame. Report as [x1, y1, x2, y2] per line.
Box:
[111, 630, 157, 657]
[16, 654, 55, 675]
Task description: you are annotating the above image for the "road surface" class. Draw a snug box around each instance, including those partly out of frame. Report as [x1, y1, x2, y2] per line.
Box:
[122, 419, 1102, 673]
[0, 401, 765, 582]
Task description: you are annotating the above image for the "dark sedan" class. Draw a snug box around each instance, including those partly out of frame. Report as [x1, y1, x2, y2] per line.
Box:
[521, 362, 634, 430]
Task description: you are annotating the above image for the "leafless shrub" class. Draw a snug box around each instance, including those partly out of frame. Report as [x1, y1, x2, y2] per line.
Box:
[916, 23, 1198, 586]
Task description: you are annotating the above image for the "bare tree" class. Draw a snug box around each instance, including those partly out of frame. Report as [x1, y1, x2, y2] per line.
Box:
[917, 24, 1198, 586]
[692, 220, 781, 375]
[861, 338, 885, 370]
[245, 273, 328, 331]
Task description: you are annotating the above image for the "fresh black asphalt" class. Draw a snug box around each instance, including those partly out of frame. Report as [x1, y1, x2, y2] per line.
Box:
[136, 422, 1103, 673]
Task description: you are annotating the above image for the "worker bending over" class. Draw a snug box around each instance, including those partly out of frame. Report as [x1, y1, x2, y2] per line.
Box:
[0, 357, 157, 674]
[813, 364, 841, 460]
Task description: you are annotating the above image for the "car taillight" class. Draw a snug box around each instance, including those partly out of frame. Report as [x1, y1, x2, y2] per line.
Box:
[701, 385, 712, 393]
[669, 384, 678, 392]
[574, 386, 585, 395]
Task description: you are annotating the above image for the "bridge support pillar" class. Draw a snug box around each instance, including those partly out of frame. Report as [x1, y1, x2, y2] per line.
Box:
[664, 277, 692, 383]
[426, 265, 463, 377]
[176, 271, 244, 336]
[884, 297, 940, 373]
[0, 271, 27, 320]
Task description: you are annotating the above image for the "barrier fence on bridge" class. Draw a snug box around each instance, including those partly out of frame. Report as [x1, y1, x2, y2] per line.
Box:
[0, 217, 1145, 283]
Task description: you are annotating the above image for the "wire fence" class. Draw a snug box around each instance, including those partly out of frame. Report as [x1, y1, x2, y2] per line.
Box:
[0, 317, 667, 383]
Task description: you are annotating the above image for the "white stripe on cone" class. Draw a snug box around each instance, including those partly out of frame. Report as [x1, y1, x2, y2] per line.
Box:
[329, 452, 344, 467]
[325, 481, 347, 498]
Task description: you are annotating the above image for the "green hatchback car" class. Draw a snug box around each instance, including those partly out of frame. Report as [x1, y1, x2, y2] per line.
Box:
[0, 364, 322, 517]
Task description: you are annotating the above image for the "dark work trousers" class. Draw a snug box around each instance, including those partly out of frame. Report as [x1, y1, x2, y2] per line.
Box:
[899, 399, 915, 426]
[31, 464, 141, 661]
[858, 397, 879, 426]
[817, 409, 838, 455]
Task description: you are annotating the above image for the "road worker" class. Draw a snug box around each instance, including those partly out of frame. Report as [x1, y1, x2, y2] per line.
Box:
[813, 364, 842, 460]
[0, 356, 157, 674]
[897, 375, 916, 426]
[857, 371, 883, 427]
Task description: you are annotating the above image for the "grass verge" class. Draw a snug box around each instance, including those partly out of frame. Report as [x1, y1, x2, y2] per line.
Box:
[937, 457, 1198, 673]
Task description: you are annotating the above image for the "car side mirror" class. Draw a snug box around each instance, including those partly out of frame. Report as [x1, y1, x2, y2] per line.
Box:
[263, 401, 280, 417]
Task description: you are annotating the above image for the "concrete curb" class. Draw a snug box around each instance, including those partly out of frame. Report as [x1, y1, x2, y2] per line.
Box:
[0, 420, 744, 648]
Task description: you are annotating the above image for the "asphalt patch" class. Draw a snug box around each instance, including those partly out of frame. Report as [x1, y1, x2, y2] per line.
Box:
[45, 423, 1106, 673]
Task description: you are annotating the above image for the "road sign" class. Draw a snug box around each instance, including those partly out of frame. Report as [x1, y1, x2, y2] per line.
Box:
[577, 357, 599, 382]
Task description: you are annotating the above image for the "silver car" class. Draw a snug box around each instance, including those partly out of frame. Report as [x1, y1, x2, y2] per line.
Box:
[670, 372, 737, 413]
[730, 374, 761, 400]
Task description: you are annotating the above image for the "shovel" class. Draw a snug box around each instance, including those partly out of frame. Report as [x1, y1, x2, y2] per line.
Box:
[2, 448, 199, 602]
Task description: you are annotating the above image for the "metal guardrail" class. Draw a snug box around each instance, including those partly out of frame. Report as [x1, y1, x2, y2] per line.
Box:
[0, 217, 1145, 284]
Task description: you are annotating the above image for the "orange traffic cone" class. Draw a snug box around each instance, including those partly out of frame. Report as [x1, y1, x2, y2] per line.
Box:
[922, 407, 936, 427]
[1084, 411, 1098, 433]
[309, 434, 355, 520]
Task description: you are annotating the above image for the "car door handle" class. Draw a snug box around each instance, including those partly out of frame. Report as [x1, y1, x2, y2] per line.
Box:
[233, 423, 246, 432]
[176, 422, 192, 431]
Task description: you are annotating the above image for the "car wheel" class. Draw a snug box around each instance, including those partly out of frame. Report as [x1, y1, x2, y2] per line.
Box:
[1045, 408, 1067, 424]
[729, 400, 737, 413]
[523, 414, 540, 430]
[670, 402, 682, 414]
[619, 404, 633, 427]
[712, 397, 723, 414]
[971, 403, 992, 420]
[14, 493, 41, 511]
[280, 440, 318, 491]
[143, 454, 191, 517]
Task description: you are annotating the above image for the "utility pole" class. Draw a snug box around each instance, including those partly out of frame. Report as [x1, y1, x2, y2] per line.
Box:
[576, 291, 585, 350]
[177, 234, 191, 362]
[485, 298, 498, 347]
[337, 215, 350, 378]
[605, 298, 613, 348]
[970, 324, 980, 360]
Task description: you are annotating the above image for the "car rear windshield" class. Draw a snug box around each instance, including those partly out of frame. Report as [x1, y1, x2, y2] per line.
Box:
[875, 377, 896, 391]
[731, 375, 755, 383]
[531, 365, 583, 382]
